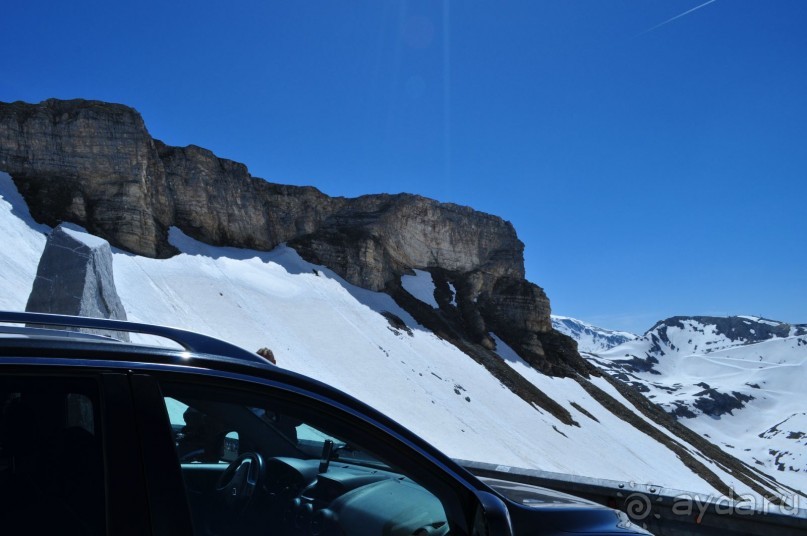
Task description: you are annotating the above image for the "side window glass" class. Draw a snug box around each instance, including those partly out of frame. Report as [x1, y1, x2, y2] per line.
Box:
[166, 396, 239, 464]
[159, 382, 454, 536]
[0, 376, 105, 535]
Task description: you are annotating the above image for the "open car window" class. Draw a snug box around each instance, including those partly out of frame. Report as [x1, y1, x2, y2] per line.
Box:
[158, 380, 457, 536]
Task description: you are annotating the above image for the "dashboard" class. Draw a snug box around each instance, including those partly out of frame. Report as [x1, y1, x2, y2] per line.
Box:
[182, 454, 449, 536]
[266, 456, 449, 536]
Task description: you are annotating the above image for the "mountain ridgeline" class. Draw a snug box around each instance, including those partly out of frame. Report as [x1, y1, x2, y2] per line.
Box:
[0, 98, 584, 381]
[580, 314, 807, 489]
[551, 316, 638, 354]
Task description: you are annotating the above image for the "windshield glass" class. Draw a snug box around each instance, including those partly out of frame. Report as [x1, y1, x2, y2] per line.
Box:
[164, 394, 389, 470]
[295, 423, 346, 448]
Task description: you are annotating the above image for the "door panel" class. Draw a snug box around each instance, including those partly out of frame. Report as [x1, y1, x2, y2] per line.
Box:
[180, 464, 230, 533]
[100, 373, 151, 535]
[130, 373, 195, 536]
[0, 370, 146, 535]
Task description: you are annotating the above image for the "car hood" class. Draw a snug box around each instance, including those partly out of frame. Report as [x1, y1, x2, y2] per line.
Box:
[478, 477, 653, 535]
[479, 476, 606, 508]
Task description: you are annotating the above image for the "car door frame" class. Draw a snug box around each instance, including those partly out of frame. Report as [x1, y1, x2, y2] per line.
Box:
[128, 365, 508, 536]
[0, 362, 152, 535]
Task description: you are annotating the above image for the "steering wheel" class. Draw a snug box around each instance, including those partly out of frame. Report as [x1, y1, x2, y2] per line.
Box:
[215, 452, 266, 515]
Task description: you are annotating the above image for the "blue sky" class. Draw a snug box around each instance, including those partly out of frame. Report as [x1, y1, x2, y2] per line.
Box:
[2, 0, 805, 333]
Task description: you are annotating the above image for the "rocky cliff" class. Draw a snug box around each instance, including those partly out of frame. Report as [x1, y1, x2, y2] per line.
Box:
[0, 98, 580, 376]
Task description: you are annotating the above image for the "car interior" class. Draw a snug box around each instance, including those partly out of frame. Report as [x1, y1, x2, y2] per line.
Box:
[161, 382, 450, 536]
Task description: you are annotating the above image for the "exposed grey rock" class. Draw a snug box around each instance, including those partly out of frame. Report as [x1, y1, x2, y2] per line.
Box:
[156, 141, 340, 252]
[25, 224, 129, 341]
[0, 100, 523, 288]
[0, 99, 170, 257]
[0, 98, 571, 375]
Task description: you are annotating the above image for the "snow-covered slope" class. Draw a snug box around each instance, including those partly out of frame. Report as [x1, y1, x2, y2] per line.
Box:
[584, 315, 807, 490]
[0, 172, 796, 501]
[114, 233, 752, 492]
[0, 173, 49, 311]
[551, 315, 638, 353]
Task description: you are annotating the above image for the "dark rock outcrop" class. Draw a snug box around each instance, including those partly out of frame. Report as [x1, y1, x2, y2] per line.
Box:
[156, 141, 340, 253]
[289, 194, 524, 292]
[692, 383, 755, 418]
[0, 100, 170, 258]
[26, 224, 129, 341]
[0, 98, 579, 376]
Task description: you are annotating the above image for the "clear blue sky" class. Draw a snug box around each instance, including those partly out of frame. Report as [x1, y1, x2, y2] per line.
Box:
[2, 1, 805, 333]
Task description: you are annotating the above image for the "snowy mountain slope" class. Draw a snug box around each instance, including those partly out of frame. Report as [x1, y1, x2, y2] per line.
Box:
[551, 315, 638, 353]
[0, 171, 797, 502]
[113, 231, 746, 493]
[0, 173, 48, 311]
[582, 315, 807, 491]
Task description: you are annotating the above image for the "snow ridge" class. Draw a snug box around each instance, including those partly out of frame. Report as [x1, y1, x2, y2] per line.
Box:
[551, 315, 638, 353]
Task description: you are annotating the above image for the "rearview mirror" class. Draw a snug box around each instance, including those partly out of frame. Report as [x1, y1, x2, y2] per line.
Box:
[473, 491, 513, 536]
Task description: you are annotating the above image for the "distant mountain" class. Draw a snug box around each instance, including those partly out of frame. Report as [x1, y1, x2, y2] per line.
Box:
[583, 315, 807, 490]
[551, 315, 638, 353]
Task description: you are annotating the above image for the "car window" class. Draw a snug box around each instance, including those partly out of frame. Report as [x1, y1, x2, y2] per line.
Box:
[0, 376, 105, 535]
[166, 396, 241, 464]
[159, 381, 453, 536]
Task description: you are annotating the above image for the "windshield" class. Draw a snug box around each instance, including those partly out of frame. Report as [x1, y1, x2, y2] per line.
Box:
[164, 395, 389, 470]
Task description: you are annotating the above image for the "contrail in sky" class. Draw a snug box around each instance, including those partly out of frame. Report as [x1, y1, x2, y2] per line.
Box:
[443, 0, 451, 193]
[636, 0, 717, 37]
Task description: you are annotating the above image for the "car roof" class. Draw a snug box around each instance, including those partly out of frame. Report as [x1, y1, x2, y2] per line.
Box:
[0, 310, 268, 363]
[0, 310, 339, 414]
[0, 310, 483, 490]
[0, 311, 329, 399]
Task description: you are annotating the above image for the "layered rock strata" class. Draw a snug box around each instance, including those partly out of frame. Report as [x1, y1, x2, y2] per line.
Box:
[0, 98, 580, 376]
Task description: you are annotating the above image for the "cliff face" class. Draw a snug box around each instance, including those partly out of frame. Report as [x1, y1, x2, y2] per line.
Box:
[0, 98, 581, 376]
[156, 141, 341, 252]
[0, 99, 169, 257]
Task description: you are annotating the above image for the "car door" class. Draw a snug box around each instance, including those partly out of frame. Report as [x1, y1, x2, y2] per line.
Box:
[129, 368, 510, 536]
[0, 366, 151, 535]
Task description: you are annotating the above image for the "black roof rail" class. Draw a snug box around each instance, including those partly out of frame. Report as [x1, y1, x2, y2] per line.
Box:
[0, 324, 119, 342]
[0, 311, 266, 364]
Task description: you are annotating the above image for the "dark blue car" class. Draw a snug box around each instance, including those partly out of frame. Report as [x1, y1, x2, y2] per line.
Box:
[0, 311, 651, 536]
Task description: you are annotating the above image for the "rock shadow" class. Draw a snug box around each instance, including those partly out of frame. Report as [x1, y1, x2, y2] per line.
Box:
[0, 171, 51, 235]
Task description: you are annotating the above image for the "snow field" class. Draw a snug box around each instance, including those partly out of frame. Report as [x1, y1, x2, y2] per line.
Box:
[0, 171, 785, 498]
